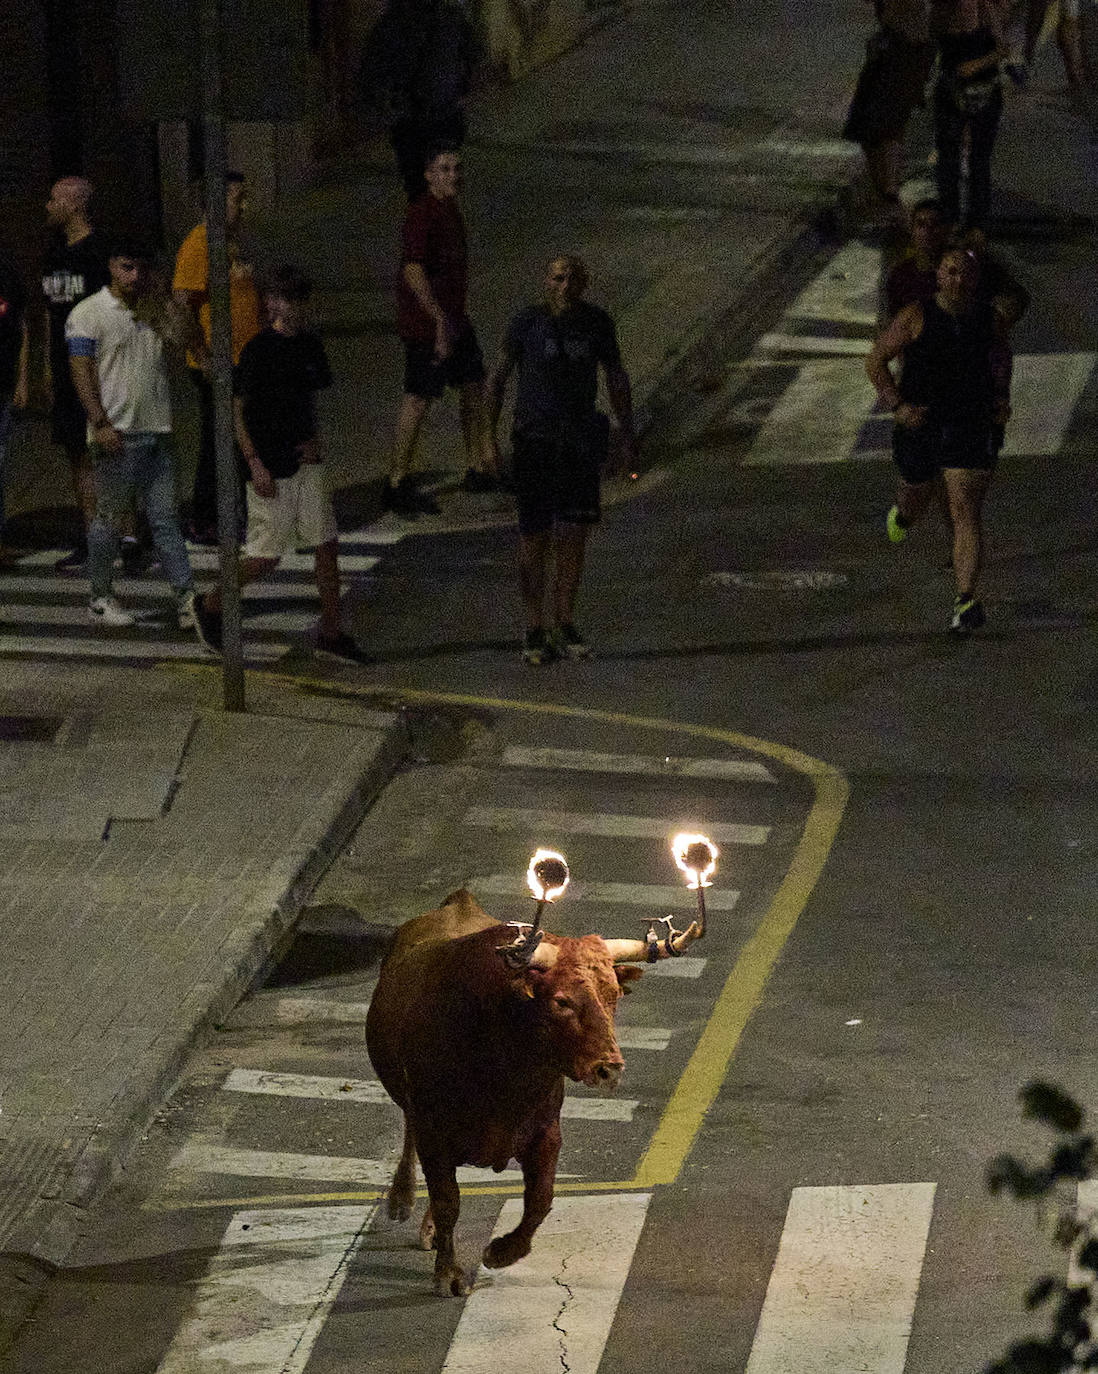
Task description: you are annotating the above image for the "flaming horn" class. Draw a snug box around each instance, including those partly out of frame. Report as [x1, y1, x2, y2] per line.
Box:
[500, 848, 570, 969]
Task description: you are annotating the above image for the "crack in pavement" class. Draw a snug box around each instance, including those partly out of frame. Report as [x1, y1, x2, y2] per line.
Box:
[551, 1251, 577, 1373]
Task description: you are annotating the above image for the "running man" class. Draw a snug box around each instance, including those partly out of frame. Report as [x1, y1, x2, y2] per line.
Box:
[866, 244, 1012, 635]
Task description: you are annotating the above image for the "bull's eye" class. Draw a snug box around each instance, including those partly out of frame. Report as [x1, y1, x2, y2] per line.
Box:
[553, 995, 573, 1012]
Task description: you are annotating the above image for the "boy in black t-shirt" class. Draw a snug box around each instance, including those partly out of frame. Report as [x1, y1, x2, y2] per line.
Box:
[193, 266, 370, 664]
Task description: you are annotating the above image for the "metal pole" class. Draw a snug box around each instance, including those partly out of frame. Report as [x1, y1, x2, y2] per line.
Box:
[199, 0, 245, 711]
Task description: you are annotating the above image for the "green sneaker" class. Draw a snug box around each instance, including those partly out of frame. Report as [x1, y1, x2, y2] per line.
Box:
[522, 627, 558, 666]
[950, 596, 986, 635]
[886, 505, 908, 544]
[548, 623, 590, 660]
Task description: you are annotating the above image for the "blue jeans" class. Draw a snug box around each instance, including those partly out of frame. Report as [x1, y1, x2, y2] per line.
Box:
[89, 432, 194, 599]
[0, 400, 12, 540]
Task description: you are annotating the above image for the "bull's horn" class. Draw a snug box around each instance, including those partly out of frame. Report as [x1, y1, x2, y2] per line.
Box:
[498, 924, 559, 970]
[603, 920, 703, 964]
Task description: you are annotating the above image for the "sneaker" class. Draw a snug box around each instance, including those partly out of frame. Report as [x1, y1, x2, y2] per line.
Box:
[950, 595, 986, 636]
[56, 546, 88, 573]
[461, 467, 499, 494]
[548, 622, 590, 659]
[886, 506, 908, 544]
[176, 591, 196, 631]
[382, 478, 423, 518]
[522, 627, 558, 666]
[88, 595, 135, 628]
[192, 597, 223, 654]
[315, 631, 373, 665]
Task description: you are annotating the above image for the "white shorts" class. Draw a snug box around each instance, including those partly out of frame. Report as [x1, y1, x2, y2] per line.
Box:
[244, 462, 338, 561]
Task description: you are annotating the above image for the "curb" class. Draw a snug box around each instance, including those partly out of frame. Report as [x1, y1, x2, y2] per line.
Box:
[0, 706, 408, 1350]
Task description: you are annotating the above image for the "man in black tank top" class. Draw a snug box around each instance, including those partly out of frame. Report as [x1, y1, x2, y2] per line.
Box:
[866, 245, 1012, 634]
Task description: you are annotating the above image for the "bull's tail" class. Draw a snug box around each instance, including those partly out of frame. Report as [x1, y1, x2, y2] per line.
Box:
[388, 1114, 418, 1222]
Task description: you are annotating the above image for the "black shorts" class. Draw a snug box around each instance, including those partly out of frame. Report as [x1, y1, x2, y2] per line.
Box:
[843, 31, 934, 145]
[892, 421, 1000, 484]
[51, 372, 88, 453]
[402, 323, 485, 400]
[512, 425, 605, 536]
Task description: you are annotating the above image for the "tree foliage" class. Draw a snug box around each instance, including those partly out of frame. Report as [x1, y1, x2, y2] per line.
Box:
[985, 1082, 1098, 1372]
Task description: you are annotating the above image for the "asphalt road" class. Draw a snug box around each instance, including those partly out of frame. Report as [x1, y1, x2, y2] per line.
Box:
[6, 193, 1098, 1373]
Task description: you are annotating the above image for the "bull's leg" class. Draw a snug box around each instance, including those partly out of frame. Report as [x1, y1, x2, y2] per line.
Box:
[419, 1156, 471, 1297]
[419, 1204, 436, 1251]
[483, 1121, 561, 1269]
[388, 1114, 417, 1222]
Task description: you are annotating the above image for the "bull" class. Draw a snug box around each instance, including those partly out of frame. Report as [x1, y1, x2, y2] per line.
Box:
[365, 888, 702, 1295]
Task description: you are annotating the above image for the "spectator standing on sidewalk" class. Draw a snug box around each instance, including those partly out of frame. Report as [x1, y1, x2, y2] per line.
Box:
[486, 255, 637, 666]
[40, 177, 110, 571]
[866, 245, 1012, 635]
[192, 266, 369, 664]
[385, 145, 496, 517]
[932, 0, 1010, 231]
[172, 171, 261, 544]
[359, 0, 478, 199]
[844, 1, 936, 215]
[66, 238, 196, 630]
[0, 252, 29, 566]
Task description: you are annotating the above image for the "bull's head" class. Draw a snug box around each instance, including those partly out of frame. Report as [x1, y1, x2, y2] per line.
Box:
[495, 918, 704, 1088]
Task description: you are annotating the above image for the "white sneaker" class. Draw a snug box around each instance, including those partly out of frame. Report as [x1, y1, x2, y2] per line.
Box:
[88, 595, 135, 628]
[176, 591, 196, 631]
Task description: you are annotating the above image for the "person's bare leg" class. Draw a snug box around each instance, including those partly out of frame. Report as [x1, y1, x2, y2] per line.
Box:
[202, 555, 279, 611]
[458, 380, 491, 473]
[518, 531, 550, 629]
[895, 476, 936, 527]
[944, 467, 992, 598]
[865, 138, 903, 201]
[1058, 15, 1087, 85]
[314, 539, 341, 639]
[551, 523, 590, 628]
[389, 393, 429, 487]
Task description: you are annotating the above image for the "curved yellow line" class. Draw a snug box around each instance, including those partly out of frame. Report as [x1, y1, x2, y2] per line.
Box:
[156, 665, 849, 1204]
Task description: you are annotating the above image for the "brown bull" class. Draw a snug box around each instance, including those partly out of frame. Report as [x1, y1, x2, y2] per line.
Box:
[365, 888, 701, 1295]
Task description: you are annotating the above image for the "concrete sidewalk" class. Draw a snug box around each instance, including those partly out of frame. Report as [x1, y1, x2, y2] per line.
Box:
[0, 663, 406, 1343]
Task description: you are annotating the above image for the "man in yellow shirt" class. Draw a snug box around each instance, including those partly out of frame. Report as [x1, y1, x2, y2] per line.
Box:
[172, 172, 261, 543]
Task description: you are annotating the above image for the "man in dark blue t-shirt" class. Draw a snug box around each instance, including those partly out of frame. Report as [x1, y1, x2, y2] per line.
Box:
[487, 255, 637, 665]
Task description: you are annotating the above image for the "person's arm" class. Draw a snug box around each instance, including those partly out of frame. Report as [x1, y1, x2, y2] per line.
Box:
[865, 304, 927, 426]
[68, 354, 121, 454]
[604, 362, 638, 473]
[12, 319, 29, 410]
[402, 262, 452, 360]
[232, 393, 276, 497]
[483, 348, 516, 475]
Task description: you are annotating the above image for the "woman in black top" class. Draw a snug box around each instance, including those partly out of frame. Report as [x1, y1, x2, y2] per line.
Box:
[933, 0, 1010, 230]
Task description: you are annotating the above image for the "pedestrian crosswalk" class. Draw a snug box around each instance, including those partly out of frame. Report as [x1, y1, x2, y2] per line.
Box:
[0, 526, 397, 665]
[712, 235, 1097, 468]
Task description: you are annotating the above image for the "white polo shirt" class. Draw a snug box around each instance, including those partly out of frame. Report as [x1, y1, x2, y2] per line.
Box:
[65, 286, 171, 435]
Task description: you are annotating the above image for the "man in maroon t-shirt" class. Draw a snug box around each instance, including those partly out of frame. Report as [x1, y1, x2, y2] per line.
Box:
[883, 198, 948, 320]
[385, 146, 496, 516]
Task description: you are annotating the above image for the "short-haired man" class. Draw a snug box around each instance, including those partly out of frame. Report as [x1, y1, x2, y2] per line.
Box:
[41, 176, 110, 570]
[386, 145, 496, 516]
[0, 251, 29, 566]
[884, 198, 949, 318]
[66, 238, 196, 629]
[172, 172, 261, 544]
[487, 255, 637, 664]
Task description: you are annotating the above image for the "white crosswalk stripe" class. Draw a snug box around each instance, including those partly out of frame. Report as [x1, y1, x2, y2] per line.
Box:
[500, 744, 776, 783]
[469, 872, 741, 909]
[153, 1205, 375, 1374]
[464, 806, 769, 846]
[745, 1183, 937, 1374]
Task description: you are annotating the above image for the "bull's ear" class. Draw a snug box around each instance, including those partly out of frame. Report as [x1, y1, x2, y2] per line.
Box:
[615, 966, 643, 993]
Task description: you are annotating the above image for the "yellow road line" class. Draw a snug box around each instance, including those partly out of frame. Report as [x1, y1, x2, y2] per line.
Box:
[154, 665, 849, 1210]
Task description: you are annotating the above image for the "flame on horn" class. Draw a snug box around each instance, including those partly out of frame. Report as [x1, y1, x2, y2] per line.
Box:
[526, 848, 570, 902]
[671, 832, 718, 890]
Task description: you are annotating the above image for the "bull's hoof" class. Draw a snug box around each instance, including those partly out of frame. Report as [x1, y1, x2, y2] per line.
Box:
[482, 1233, 531, 1270]
[419, 1211, 436, 1251]
[434, 1263, 472, 1297]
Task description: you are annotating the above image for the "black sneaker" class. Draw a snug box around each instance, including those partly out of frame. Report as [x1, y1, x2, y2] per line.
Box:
[950, 596, 986, 636]
[315, 631, 373, 665]
[461, 467, 499, 494]
[55, 546, 88, 573]
[193, 597, 223, 655]
[382, 478, 423, 518]
[522, 627, 558, 666]
[549, 623, 591, 659]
